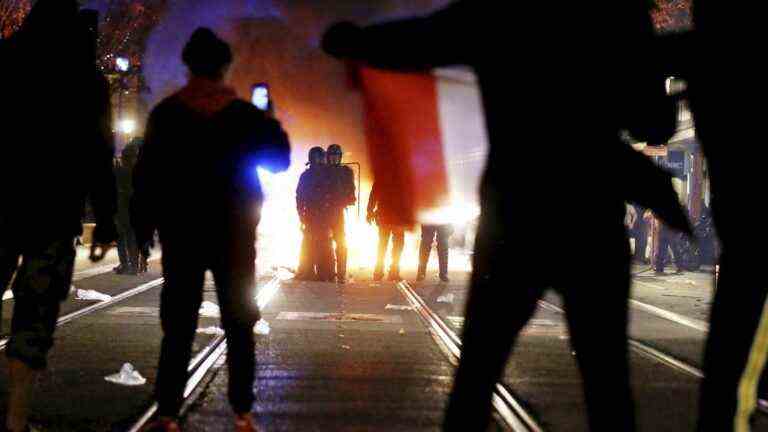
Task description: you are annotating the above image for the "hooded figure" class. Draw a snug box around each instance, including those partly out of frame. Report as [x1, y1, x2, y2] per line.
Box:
[323, 2, 690, 430]
[0, 2, 117, 431]
[131, 28, 290, 432]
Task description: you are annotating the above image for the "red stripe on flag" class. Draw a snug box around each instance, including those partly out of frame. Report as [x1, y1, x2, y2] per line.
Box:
[359, 67, 449, 227]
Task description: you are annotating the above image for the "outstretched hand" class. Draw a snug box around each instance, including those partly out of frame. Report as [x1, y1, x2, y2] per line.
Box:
[322, 22, 362, 58]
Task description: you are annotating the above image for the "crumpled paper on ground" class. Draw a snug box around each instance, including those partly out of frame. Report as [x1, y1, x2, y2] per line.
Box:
[197, 326, 225, 335]
[253, 319, 271, 335]
[199, 301, 221, 318]
[385, 304, 413, 311]
[437, 293, 455, 304]
[75, 289, 113, 302]
[104, 363, 146, 386]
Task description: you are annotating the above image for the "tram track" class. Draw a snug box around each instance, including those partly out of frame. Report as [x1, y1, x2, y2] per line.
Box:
[397, 280, 544, 432]
[537, 299, 768, 416]
[126, 274, 283, 432]
[0, 277, 165, 351]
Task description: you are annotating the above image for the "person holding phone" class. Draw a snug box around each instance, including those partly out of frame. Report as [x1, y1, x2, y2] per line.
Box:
[132, 28, 290, 432]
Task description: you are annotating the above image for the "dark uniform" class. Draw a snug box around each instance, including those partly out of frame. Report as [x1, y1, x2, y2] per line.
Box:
[418, 224, 453, 282]
[367, 182, 406, 281]
[296, 160, 334, 281]
[131, 35, 291, 417]
[0, 0, 117, 370]
[326, 162, 356, 283]
[323, 2, 686, 430]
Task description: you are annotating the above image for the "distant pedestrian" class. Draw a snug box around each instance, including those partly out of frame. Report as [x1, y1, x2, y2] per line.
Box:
[367, 182, 406, 281]
[0, 2, 117, 431]
[417, 224, 452, 282]
[131, 28, 290, 432]
[114, 138, 142, 275]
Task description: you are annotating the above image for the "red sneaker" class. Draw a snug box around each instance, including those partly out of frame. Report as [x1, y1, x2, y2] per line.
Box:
[234, 414, 259, 432]
[142, 418, 181, 432]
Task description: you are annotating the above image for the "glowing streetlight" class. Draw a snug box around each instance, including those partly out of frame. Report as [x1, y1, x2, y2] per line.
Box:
[116, 57, 130, 73]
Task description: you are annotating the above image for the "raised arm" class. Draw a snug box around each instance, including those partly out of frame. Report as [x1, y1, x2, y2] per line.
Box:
[322, 1, 475, 71]
[255, 117, 291, 174]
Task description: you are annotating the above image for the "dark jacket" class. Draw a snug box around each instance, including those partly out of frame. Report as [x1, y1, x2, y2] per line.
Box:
[327, 164, 356, 211]
[0, 0, 117, 244]
[296, 165, 333, 226]
[131, 78, 290, 246]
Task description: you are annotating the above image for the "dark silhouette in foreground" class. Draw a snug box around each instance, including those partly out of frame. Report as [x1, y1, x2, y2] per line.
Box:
[0, 1, 117, 431]
[131, 28, 290, 432]
[660, 4, 768, 429]
[324, 2, 690, 430]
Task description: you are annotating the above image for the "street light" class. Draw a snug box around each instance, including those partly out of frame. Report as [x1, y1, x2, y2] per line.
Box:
[116, 56, 130, 73]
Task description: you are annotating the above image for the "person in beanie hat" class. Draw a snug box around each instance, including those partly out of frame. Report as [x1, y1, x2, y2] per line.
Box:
[132, 28, 290, 432]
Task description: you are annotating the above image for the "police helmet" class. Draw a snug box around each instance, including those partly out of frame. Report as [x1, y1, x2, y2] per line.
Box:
[327, 144, 343, 156]
[308, 146, 326, 165]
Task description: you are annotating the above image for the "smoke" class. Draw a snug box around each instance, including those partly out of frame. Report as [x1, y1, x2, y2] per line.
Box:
[142, 0, 451, 174]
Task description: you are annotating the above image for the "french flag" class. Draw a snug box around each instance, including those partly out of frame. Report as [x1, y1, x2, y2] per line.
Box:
[358, 66, 488, 227]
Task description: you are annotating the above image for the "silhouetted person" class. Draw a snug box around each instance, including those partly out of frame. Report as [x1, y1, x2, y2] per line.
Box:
[296, 147, 334, 282]
[114, 138, 142, 275]
[0, 2, 117, 431]
[652, 216, 684, 275]
[417, 224, 452, 282]
[323, 2, 689, 430]
[367, 182, 406, 281]
[131, 28, 290, 432]
[325, 144, 356, 284]
[661, 4, 768, 429]
[627, 204, 649, 263]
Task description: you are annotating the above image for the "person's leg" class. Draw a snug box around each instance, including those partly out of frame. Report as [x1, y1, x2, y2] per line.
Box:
[5, 238, 75, 432]
[444, 227, 545, 431]
[332, 216, 348, 283]
[315, 226, 333, 282]
[211, 236, 259, 418]
[154, 247, 206, 419]
[374, 226, 389, 280]
[698, 251, 768, 432]
[417, 225, 435, 280]
[126, 229, 140, 274]
[389, 228, 405, 280]
[436, 225, 451, 281]
[635, 224, 648, 263]
[559, 256, 635, 431]
[295, 230, 312, 279]
[654, 225, 670, 273]
[115, 232, 129, 271]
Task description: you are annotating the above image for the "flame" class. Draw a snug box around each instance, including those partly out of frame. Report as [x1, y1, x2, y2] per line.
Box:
[255, 168, 477, 277]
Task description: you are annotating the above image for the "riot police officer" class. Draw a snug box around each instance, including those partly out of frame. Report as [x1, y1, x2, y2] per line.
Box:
[296, 147, 333, 281]
[325, 144, 356, 284]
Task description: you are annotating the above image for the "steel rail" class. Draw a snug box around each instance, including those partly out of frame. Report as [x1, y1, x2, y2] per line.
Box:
[397, 281, 544, 432]
[127, 274, 283, 432]
[538, 299, 768, 416]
